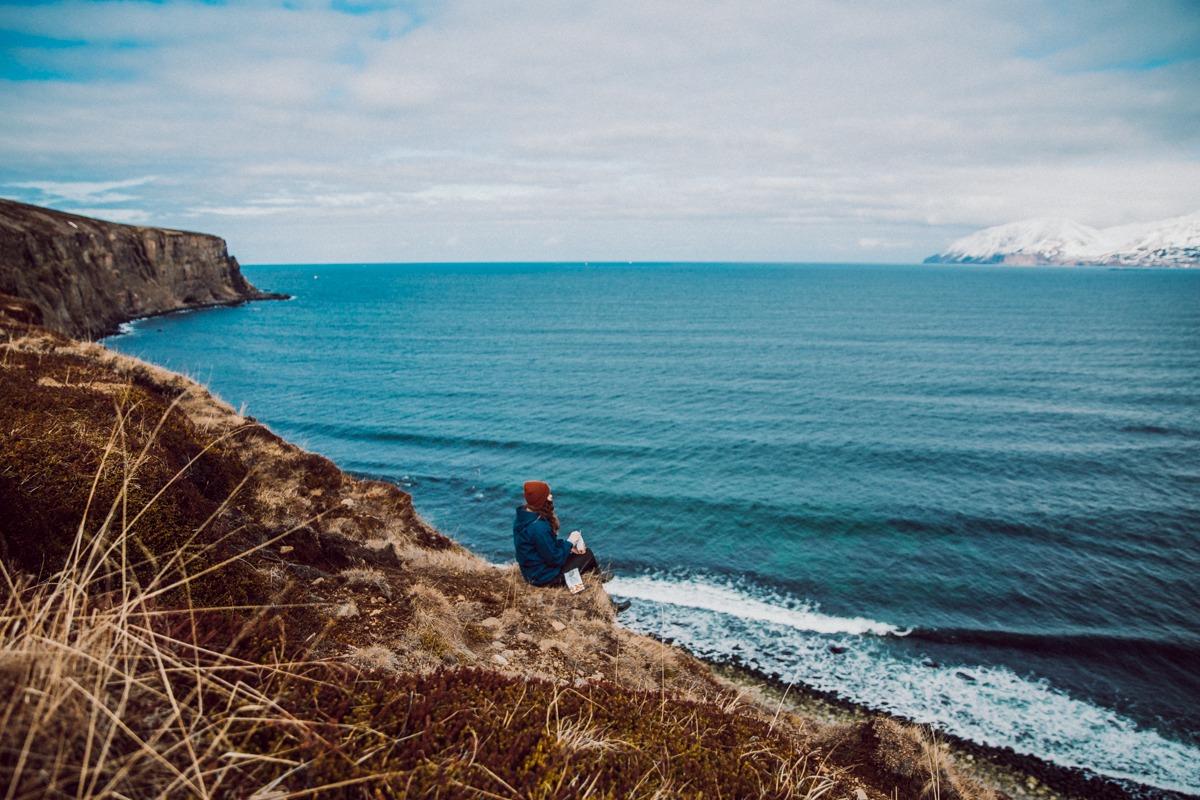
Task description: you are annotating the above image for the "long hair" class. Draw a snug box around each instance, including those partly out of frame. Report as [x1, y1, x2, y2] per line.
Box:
[528, 498, 560, 534]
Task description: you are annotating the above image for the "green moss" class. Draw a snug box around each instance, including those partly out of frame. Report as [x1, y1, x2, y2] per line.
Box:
[418, 628, 449, 656]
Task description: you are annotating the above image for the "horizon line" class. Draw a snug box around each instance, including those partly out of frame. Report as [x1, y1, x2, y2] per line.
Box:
[239, 259, 1155, 269]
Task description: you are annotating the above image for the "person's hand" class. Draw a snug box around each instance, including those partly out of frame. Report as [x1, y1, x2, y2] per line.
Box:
[568, 530, 585, 553]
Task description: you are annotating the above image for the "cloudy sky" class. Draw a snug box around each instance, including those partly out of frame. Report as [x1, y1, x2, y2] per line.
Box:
[1, 0, 1198, 263]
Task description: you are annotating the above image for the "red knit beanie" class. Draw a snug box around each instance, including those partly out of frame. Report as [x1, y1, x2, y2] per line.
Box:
[523, 480, 551, 507]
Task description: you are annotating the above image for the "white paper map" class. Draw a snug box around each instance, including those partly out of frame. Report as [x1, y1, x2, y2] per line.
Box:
[564, 568, 584, 594]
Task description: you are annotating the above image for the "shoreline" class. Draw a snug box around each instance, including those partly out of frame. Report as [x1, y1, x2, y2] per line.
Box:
[93, 291, 291, 340]
[689, 651, 1195, 800]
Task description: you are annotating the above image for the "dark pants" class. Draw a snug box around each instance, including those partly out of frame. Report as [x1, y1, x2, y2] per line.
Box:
[545, 549, 598, 587]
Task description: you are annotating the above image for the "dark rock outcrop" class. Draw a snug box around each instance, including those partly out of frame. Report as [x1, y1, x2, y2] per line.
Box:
[0, 198, 286, 339]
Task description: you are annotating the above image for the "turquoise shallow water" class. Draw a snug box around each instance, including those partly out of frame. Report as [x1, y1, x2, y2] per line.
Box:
[106, 262, 1200, 794]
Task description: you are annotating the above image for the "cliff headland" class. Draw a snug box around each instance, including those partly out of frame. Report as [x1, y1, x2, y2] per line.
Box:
[0, 198, 286, 339]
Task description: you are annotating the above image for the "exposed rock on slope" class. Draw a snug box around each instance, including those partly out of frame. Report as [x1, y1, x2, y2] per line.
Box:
[0, 198, 285, 339]
[926, 211, 1200, 267]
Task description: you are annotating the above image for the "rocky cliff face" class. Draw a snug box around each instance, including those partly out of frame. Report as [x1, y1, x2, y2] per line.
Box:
[0, 198, 285, 339]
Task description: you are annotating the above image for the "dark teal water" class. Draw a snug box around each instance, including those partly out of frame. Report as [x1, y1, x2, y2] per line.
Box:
[106, 263, 1200, 793]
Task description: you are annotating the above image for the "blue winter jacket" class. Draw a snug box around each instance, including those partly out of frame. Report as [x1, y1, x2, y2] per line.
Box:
[513, 505, 572, 586]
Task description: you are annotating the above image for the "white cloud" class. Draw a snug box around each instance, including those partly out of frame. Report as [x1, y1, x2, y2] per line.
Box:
[65, 207, 153, 224]
[0, 0, 1197, 262]
[7, 176, 158, 204]
[411, 183, 548, 204]
[190, 205, 293, 217]
[858, 237, 912, 250]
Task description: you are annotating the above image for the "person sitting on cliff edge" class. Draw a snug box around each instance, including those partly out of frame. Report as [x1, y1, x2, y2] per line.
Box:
[513, 480, 630, 612]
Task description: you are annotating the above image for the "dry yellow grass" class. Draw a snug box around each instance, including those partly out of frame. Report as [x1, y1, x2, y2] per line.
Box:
[337, 567, 391, 597]
[0, 401, 336, 799]
[344, 644, 400, 673]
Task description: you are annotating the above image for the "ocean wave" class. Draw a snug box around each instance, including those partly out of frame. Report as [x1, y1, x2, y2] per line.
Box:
[607, 574, 905, 637]
[275, 417, 1200, 493]
[349, 466, 1199, 555]
[610, 572, 1200, 796]
[906, 626, 1200, 665]
[275, 418, 659, 461]
[1119, 423, 1199, 438]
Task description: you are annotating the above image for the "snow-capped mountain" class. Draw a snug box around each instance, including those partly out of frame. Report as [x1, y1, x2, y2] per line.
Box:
[926, 211, 1200, 267]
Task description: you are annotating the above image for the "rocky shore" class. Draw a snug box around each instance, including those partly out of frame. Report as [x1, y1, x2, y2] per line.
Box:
[0, 199, 286, 339]
[707, 658, 1193, 800]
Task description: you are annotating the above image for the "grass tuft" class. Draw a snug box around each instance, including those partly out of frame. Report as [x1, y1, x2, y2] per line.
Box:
[338, 567, 391, 598]
[345, 644, 400, 673]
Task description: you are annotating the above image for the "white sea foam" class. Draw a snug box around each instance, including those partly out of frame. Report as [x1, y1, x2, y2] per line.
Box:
[607, 574, 903, 636]
[610, 573, 1200, 796]
[99, 321, 138, 343]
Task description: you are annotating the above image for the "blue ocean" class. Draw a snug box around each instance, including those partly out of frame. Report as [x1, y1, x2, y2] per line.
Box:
[106, 262, 1200, 794]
